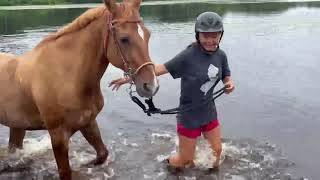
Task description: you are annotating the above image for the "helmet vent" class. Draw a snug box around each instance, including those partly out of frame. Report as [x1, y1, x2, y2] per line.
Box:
[207, 17, 214, 25]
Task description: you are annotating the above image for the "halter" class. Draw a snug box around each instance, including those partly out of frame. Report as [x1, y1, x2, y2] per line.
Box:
[104, 13, 154, 79]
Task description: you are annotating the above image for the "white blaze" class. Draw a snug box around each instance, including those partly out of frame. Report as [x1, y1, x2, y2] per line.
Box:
[138, 24, 144, 40]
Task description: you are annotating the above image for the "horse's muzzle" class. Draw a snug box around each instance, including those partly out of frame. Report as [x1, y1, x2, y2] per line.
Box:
[143, 82, 159, 96]
[136, 79, 159, 98]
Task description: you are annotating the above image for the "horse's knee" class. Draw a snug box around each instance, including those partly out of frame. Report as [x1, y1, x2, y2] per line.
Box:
[80, 120, 108, 161]
[51, 139, 72, 180]
[49, 129, 71, 165]
[50, 135, 67, 150]
[49, 128, 70, 148]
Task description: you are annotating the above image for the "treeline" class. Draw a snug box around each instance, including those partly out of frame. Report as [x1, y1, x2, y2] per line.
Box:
[0, 0, 167, 6]
[0, 0, 107, 6]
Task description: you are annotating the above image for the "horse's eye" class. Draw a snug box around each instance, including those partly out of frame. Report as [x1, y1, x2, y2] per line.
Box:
[120, 37, 130, 44]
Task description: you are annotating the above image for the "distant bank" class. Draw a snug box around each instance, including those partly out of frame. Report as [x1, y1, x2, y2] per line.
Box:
[0, 0, 172, 6]
[1, 0, 96, 6]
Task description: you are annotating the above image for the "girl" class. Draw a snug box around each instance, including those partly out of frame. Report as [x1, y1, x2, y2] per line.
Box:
[109, 12, 235, 170]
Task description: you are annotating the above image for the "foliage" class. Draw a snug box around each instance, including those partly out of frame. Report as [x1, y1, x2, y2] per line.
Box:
[0, 0, 102, 6]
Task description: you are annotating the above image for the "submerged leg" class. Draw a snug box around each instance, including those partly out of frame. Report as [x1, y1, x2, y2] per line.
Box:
[8, 128, 26, 153]
[169, 134, 197, 168]
[203, 126, 222, 169]
[49, 127, 72, 180]
[80, 120, 108, 166]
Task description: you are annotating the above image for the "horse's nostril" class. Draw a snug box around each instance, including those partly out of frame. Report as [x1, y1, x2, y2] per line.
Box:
[143, 83, 150, 91]
[139, 82, 159, 97]
[143, 83, 159, 96]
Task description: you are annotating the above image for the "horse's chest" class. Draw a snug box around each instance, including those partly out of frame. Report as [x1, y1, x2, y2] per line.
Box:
[65, 97, 103, 129]
[64, 109, 94, 128]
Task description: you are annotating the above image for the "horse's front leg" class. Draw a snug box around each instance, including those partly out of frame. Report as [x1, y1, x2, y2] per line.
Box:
[80, 119, 108, 166]
[48, 127, 73, 180]
[8, 128, 26, 153]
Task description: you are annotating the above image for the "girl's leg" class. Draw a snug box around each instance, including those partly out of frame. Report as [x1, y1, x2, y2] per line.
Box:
[169, 134, 197, 168]
[203, 125, 222, 168]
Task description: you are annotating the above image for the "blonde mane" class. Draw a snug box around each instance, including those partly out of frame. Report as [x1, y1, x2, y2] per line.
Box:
[37, 5, 107, 47]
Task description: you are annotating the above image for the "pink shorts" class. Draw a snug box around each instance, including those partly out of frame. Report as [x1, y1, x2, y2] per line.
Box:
[177, 119, 219, 139]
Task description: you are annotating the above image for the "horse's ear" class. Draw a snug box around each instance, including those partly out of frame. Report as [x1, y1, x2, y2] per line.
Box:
[104, 0, 117, 14]
[131, 0, 142, 9]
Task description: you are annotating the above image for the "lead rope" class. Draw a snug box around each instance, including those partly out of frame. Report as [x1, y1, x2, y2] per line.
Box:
[129, 86, 226, 116]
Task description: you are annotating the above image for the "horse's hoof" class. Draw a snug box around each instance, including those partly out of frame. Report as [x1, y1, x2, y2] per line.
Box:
[8, 148, 15, 154]
[95, 149, 109, 165]
[208, 166, 219, 172]
[7, 146, 20, 154]
[82, 152, 108, 168]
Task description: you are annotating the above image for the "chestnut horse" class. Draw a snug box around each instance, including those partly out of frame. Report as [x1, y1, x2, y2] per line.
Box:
[0, 0, 159, 179]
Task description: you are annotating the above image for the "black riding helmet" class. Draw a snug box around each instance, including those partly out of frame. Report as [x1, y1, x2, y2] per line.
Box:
[195, 12, 224, 42]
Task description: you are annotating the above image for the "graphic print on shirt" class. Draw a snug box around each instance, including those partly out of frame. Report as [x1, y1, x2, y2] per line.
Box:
[200, 64, 219, 95]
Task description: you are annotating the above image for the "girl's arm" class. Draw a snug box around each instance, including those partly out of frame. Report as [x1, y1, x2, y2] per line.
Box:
[109, 64, 168, 91]
[223, 76, 235, 94]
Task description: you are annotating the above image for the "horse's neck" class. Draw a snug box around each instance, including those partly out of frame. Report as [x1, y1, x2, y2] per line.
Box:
[72, 17, 109, 82]
[39, 16, 109, 85]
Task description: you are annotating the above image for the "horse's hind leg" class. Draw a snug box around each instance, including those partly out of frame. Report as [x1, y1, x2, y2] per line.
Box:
[80, 119, 108, 166]
[8, 128, 26, 153]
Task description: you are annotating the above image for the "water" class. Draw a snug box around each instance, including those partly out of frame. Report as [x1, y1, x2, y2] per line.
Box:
[1, 1, 320, 179]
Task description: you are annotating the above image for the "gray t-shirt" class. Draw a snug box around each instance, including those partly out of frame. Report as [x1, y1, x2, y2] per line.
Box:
[164, 44, 231, 129]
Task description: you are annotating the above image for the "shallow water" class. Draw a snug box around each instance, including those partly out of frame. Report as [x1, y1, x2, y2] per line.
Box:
[0, 1, 320, 180]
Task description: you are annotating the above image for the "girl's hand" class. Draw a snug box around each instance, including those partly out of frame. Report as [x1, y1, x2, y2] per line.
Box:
[108, 77, 131, 91]
[224, 79, 235, 94]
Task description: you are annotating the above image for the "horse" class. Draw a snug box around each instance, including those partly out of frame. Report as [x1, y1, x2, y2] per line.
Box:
[0, 0, 159, 179]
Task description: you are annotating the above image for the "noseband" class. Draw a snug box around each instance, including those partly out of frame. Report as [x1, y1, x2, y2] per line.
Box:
[104, 13, 154, 79]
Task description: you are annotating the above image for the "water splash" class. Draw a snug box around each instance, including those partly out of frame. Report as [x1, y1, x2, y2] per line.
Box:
[0, 131, 301, 179]
[0, 133, 115, 180]
[150, 131, 297, 180]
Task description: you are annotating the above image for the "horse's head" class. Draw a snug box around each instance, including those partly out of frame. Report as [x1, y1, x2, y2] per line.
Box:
[103, 0, 159, 98]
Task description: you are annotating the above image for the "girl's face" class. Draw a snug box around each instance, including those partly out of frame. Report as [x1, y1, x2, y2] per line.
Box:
[198, 32, 222, 52]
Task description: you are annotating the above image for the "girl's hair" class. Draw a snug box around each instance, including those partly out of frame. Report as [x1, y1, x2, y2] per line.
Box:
[187, 32, 200, 48]
[188, 41, 199, 48]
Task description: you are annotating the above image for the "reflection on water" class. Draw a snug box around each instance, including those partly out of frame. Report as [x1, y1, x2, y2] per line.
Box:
[0, 1, 320, 180]
[0, 8, 84, 35]
[1, 1, 320, 34]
